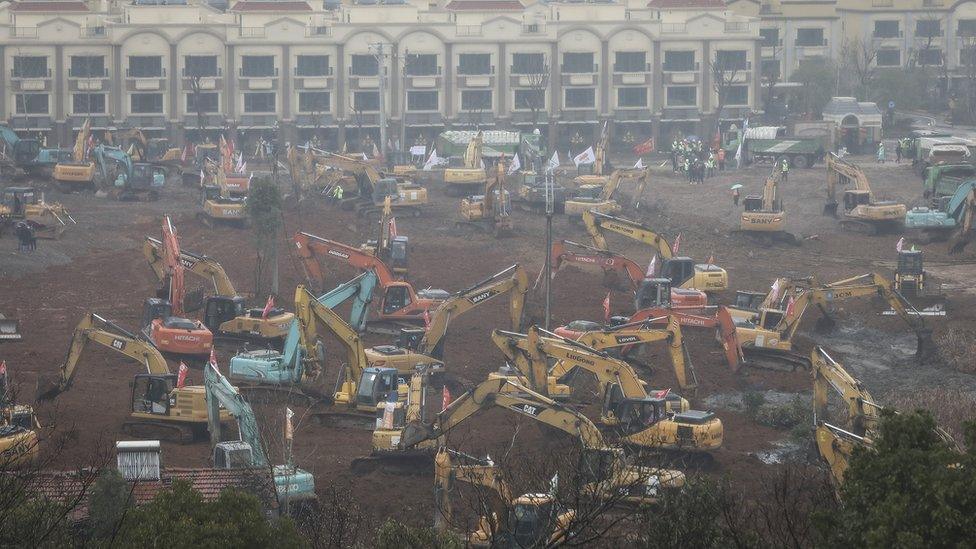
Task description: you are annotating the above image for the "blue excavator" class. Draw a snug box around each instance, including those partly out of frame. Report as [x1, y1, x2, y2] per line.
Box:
[905, 180, 976, 246]
[204, 362, 315, 505]
[0, 125, 68, 177]
[93, 144, 166, 201]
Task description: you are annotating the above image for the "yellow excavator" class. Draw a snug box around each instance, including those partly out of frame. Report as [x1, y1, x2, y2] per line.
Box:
[564, 168, 648, 220]
[824, 153, 906, 235]
[143, 236, 294, 343]
[737, 169, 797, 244]
[566, 315, 699, 390]
[434, 447, 577, 548]
[583, 209, 728, 293]
[458, 156, 514, 237]
[730, 273, 934, 370]
[812, 346, 956, 486]
[314, 150, 428, 217]
[360, 196, 409, 274]
[106, 128, 181, 167]
[362, 264, 529, 376]
[444, 131, 488, 197]
[199, 167, 249, 227]
[53, 118, 97, 191]
[0, 368, 40, 468]
[491, 327, 721, 453]
[572, 128, 610, 189]
[37, 313, 231, 443]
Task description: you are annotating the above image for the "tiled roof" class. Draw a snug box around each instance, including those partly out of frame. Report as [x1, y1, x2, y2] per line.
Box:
[823, 97, 882, 117]
[231, 1, 312, 11]
[647, 0, 725, 8]
[445, 0, 525, 11]
[22, 468, 277, 521]
[8, 1, 90, 12]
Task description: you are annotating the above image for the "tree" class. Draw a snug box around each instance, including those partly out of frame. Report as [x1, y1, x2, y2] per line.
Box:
[789, 60, 836, 117]
[818, 411, 976, 547]
[114, 480, 301, 547]
[516, 61, 550, 128]
[87, 469, 132, 541]
[839, 38, 878, 100]
[245, 176, 283, 297]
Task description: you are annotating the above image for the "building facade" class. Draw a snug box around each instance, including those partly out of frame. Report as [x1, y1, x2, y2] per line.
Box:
[0, 0, 761, 152]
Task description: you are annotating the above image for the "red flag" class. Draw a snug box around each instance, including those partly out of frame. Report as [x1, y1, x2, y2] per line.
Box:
[785, 296, 796, 318]
[671, 234, 681, 255]
[603, 291, 612, 323]
[632, 138, 655, 156]
[176, 362, 188, 388]
[261, 295, 275, 319]
[285, 407, 295, 441]
[655, 388, 670, 399]
[208, 348, 219, 373]
[0, 360, 6, 376]
[707, 254, 714, 265]
[423, 307, 431, 328]
[388, 217, 397, 239]
[441, 385, 452, 411]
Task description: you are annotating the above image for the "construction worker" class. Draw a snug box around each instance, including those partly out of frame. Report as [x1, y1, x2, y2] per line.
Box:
[717, 148, 726, 171]
[732, 187, 740, 206]
[877, 141, 886, 163]
[706, 153, 716, 178]
[780, 158, 789, 184]
[333, 184, 343, 203]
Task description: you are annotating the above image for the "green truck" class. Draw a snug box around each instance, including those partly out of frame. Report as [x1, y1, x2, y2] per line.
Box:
[923, 163, 976, 199]
[723, 126, 826, 169]
[434, 130, 542, 160]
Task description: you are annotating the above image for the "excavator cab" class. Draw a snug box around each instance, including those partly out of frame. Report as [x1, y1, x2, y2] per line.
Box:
[661, 258, 695, 287]
[213, 440, 256, 469]
[204, 296, 247, 331]
[382, 284, 413, 315]
[635, 278, 673, 310]
[389, 236, 409, 269]
[142, 298, 174, 328]
[396, 327, 426, 350]
[734, 291, 767, 311]
[356, 367, 401, 409]
[742, 195, 764, 213]
[372, 178, 400, 203]
[508, 495, 560, 549]
[894, 250, 925, 296]
[131, 373, 176, 416]
[843, 190, 872, 211]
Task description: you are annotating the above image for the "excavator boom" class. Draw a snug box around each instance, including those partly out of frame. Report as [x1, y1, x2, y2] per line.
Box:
[293, 231, 397, 291]
[583, 209, 673, 257]
[144, 236, 237, 296]
[204, 363, 268, 466]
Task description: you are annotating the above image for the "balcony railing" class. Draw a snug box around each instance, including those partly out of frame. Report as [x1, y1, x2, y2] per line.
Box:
[521, 23, 545, 34]
[10, 68, 52, 79]
[406, 66, 442, 76]
[305, 26, 332, 37]
[239, 67, 279, 77]
[561, 63, 597, 74]
[81, 26, 106, 38]
[295, 66, 334, 77]
[662, 62, 699, 72]
[239, 27, 266, 38]
[182, 67, 223, 77]
[725, 22, 749, 33]
[456, 25, 482, 37]
[68, 67, 109, 78]
[662, 23, 686, 34]
[795, 38, 828, 47]
[613, 63, 650, 73]
[457, 65, 494, 75]
[761, 38, 783, 47]
[11, 27, 38, 39]
[126, 68, 166, 78]
[873, 30, 903, 38]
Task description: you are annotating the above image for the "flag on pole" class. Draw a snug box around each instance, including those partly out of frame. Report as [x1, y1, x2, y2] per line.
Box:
[181, 144, 189, 164]
[508, 153, 521, 175]
[895, 237, 905, 253]
[0, 360, 6, 376]
[770, 278, 782, 303]
[285, 407, 295, 441]
[362, 152, 369, 161]
[603, 291, 612, 322]
[655, 388, 671, 399]
[573, 146, 596, 167]
[176, 362, 188, 388]
[785, 295, 796, 318]
[199, 169, 205, 183]
[441, 385, 452, 412]
[632, 137, 655, 156]
[261, 295, 275, 319]
[634, 157, 645, 170]
[208, 348, 219, 373]
[547, 151, 560, 172]
[423, 149, 440, 171]
[645, 255, 657, 279]
[707, 254, 714, 265]
[388, 217, 397, 239]
[235, 152, 244, 173]
[423, 308, 431, 328]
[671, 233, 681, 255]
[549, 473, 559, 496]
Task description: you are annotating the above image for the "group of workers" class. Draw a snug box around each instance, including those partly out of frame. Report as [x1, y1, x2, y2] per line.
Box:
[670, 138, 727, 185]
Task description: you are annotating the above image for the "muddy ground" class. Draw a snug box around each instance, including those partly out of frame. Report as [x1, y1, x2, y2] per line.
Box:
[1, 155, 974, 523]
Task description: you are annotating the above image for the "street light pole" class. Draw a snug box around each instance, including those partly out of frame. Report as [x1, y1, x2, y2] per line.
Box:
[544, 169, 554, 330]
[370, 42, 388, 160]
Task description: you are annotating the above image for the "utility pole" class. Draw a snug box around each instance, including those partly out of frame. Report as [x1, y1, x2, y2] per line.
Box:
[370, 42, 388, 160]
[544, 169, 554, 329]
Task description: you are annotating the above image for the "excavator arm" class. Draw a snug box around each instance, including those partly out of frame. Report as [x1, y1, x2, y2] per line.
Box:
[464, 131, 484, 169]
[574, 316, 696, 389]
[144, 236, 238, 297]
[204, 362, 268, 466]
[296, 285, 368, 390]
[582, 209, 673, 258]
[160, 216, 188, 317]
[948, 186, 975, 254]
[39, 313, 170, 399]
[401, 377, 604, 449]
[71, 119, 91, 163]
[811, 346, 881, 437]
[293, 231, 398, 292]
[315, 271, 377, 333]
[549, 240, 645, 293]
[421, 265, 528, 358]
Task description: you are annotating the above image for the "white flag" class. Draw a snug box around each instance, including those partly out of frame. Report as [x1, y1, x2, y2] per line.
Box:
[895, 237, 905, 252]
[547, 151, 560, 172]
[634, 158, 645, 169]
[409, 145, 426, 156]
[770, 278, 782, 303]
[507, 153, 521, 175]
[574, 146, 596, 167]
[285, 407, 295, 441]
[645, 255, 657, 279]
[362, 152, 369, 161]
[423, 148, 440, 171]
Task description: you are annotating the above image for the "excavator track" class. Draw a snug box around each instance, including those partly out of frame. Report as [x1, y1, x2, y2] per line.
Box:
[741, 347, 812, 372]
[122, 421, 197, 445]
[839, 219, 878, 235]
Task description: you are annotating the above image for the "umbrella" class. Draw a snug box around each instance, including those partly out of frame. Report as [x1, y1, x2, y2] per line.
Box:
[730, 184, 743, 190]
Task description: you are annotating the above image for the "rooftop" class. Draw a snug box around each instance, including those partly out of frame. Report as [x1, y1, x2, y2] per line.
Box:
[8, 1, 90, 12]
[230, 1, 312, 11]
[647, 0, 725, 8]
[445, 0, 525, 11]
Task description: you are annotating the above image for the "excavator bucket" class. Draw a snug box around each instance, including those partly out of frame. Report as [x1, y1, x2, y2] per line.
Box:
[823, 201, 838, 218]
[35, 375, 63, 401]
[715, 306, 744, 372]
[948, 232, 972, 255]
[915, 327, 937, 363]
[0, 315, 21, 342]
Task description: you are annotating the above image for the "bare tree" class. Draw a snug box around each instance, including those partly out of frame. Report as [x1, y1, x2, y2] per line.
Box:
[516, 61, 550, 128]
[709, 53, 744, 136]
[839, 37, 879, 100]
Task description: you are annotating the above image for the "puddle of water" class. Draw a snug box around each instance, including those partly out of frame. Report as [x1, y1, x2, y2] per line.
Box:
[753, 439, 804, 465]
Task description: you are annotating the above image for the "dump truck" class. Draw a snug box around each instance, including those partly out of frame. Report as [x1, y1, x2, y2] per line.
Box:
[923, 163, 976, 199]
[724, 126, 826, 169]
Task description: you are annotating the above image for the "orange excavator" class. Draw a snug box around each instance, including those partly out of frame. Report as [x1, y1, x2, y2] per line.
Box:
[293, 231, 449, 333]
[549, 239, 708, 311]
[142, 217, 213, 358]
